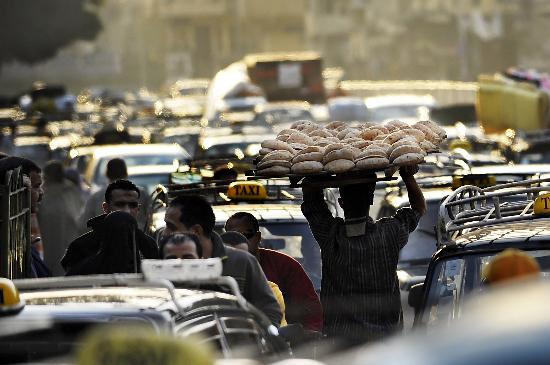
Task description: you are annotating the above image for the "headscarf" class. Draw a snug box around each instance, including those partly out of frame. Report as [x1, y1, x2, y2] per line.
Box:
[95, 211, 139, 274]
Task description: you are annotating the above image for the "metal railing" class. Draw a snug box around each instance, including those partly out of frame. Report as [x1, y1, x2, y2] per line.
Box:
[436, 177, 550, 247]
[0, 167, 32, 279]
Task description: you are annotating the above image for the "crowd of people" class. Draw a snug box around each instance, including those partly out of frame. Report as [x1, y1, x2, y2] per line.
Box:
[1, 150, 433, 345]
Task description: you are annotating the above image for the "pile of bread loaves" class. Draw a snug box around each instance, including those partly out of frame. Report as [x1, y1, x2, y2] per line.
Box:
[256, 120, 446, 177]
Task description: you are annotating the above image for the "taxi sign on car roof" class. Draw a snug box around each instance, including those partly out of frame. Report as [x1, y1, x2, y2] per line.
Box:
[226, 181, 267, 201]
[534, 193, 550, 216]
[0, 278, 24, 316]
[452, 174, 496, 190]
[141, 258, 223, 282]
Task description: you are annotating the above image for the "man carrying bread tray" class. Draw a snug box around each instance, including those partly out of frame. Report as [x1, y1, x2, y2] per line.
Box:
[301, 165, 426, 345]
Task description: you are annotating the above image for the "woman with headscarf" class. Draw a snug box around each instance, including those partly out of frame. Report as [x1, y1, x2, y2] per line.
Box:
[66, 211, 143, 275]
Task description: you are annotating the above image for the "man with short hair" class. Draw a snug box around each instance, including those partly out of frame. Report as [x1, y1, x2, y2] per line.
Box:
[225, 212, 323, 332]
[0, 156, 49, 277]
[160, 233, 202, 260]
[61, 179, 159, 274]
[79, 158, 151, 232]
[163, 195, 282, 326]
[301, 167, 426, 343]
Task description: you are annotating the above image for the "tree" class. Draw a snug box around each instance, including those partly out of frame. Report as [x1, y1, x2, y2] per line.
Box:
[0, 0, 102, 68]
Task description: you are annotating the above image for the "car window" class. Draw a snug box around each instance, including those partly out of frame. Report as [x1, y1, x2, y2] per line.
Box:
[175, 313, 273, 358]
[260, 222, 322, 291]
[422, 257, 466, 330]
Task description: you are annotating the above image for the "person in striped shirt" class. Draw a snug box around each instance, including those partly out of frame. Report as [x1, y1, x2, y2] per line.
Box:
[301, 166, 426, 344]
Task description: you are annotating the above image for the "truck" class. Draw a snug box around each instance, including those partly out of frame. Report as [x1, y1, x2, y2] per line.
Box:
[243, 51, 326, 104]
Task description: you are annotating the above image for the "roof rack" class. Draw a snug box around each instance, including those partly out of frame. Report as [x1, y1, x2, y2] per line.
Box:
[436, 177, 550, 247]
[165, 179, 302, 205]
[13, 273, 249, 313]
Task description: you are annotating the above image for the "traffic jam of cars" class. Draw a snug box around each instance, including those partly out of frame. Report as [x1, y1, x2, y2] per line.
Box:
[3, 5, 550, 363]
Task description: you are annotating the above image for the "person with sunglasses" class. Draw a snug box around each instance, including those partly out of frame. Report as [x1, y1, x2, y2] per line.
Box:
[61, 179, 159, 274]
[224, 212, 323, 332]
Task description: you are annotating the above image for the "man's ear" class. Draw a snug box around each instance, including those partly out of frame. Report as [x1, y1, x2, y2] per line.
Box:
[254, 231, 262, 243]
[190, 224, 204, 238]
[102, 202, 110, 214]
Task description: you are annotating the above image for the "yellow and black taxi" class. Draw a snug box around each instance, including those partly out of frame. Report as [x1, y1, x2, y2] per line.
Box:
[151, 179, 323, 291]
[0, 259, 289, 363]
[409, 177, 550, 331]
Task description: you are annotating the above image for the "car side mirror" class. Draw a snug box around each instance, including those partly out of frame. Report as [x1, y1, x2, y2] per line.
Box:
[408, 283, 424, 310]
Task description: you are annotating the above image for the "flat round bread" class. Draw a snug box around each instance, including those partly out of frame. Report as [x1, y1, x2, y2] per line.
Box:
[383, 130, 407, 145]
[287, 131, 313, 145]
[418, 120, 446, 138]
[263, 150, 294, 161]
[357, 148, 387, 159]
[406, 129, 426, 142]
[360, 128, 383, 141]
[324, 159, 355, 174]
[336, 128, 356, 140]
[324, 143, 345, 155]
[295, 146, 323, 155]
[257, 165, 290, 177]
[326, 121, 346, 130]
[414, 123, 439, 143]
[389, 145, 424, 162]
[292, 151, 324, 164]
[257, 159, 292, 169]
[259, 148, 273, 155]
[290, 120, 314, 130]
[356, 157, 390, 170]
[276, 134, 290, 142]
[420, 140, 438, 152]
[291, 161, 323, 174]
[277, 129, 295, 136]
[261, 140, 297, 154]
[388, 139, 419, 156]
[352, 140, 372, 149]
[323, 149, 355, 164]
[289, 142, 308, 151]
[392, 153, 424, 166]
[385, 120, 409, 131]
[308, 129, 333, 138]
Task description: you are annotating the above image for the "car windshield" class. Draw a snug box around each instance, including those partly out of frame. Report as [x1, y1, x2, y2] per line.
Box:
[255, 109, 314, 125]
[399, 199, 441, 264]
[421, 249, 550, 330]
[202, 143, 261, 160]
[367, 105, 430, 122]
[129, 173, 171, 195]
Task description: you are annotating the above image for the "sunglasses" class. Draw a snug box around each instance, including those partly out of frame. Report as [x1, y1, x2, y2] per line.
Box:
[241, 231, 258, 239]
[164, 254, 197, 260]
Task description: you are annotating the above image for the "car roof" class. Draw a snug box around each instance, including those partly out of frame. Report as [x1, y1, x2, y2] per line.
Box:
[213, 204, 306, 225]
[453, 219, 550, 247]
[469, 164, 550, 175]
[127, 164, 177, 176]
[71, 143, 188, 158]
[20, 286, 238, 311]
[365, 94, 436, 108]
[255, 101, 311, 112]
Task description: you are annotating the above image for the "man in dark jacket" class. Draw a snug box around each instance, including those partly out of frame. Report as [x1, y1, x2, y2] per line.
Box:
[61, 179, 158, 274]
[163, 195, 282, 327]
